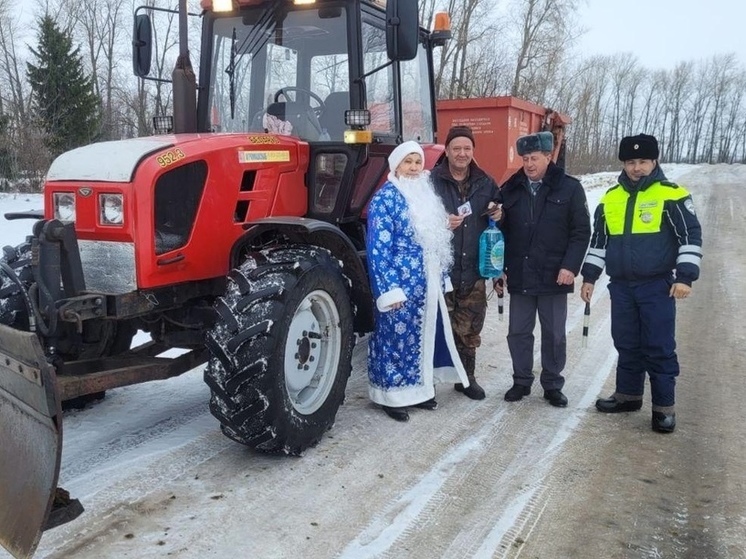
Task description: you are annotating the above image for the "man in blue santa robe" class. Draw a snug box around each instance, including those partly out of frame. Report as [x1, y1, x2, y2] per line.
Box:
[366, 141, 469, 422]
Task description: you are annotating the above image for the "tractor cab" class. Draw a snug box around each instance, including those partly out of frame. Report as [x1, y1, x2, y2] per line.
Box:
[134, 0, 448, 223]
[201, 1, 435, 145]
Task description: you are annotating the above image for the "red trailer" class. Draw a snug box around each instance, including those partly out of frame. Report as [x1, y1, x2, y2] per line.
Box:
[436, 96, 571, 184]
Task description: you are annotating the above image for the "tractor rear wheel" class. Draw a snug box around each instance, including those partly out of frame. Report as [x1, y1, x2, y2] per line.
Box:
[205, 245, 354, 455]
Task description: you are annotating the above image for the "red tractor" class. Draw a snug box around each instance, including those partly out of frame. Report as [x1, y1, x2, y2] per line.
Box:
[0, 1, 451, 557]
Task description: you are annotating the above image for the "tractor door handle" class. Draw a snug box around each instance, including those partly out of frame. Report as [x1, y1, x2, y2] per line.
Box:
[156, 253, 185, 266]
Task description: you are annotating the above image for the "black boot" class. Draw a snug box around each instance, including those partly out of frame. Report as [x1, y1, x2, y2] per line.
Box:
[455, 377, 486, 400]
[413, 398, 438, 410]
[504, 384, 531, 402]
[382, 406, 409, 422]
[543, 389, 568, 407]
[454, 353, 485, 400]
[652, 411, 676, 433]
[595, 395, 643, 413]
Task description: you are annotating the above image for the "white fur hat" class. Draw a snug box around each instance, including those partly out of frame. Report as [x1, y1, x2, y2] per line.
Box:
[388, 140, 425, 174]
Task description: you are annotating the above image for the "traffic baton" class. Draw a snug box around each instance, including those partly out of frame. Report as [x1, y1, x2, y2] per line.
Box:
[582, 301, 590, 348]
[496, 278, 504, 321]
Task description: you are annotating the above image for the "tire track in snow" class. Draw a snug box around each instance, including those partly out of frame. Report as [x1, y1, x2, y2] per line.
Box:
[337, 405, 511, 558]
[61, 399, 211, 482]
[476, 341, 617, 559]
[338, 301, 616, 559]
[37, 426, 232, 558]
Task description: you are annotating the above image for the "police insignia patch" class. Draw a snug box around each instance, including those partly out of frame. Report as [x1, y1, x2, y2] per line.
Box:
[684, 198, 696, 215]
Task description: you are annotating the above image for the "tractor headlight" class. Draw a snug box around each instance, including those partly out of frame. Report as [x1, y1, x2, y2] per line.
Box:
[99, 194, 124, 226]
[345, 109, 371, 127]
[53, 193, 76, 222]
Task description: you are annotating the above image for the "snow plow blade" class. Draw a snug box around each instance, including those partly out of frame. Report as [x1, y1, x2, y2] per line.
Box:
[0, 323, 73, 559]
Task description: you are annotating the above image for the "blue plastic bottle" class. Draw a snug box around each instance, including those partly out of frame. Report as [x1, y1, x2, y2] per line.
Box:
[478, 218, 505, 278]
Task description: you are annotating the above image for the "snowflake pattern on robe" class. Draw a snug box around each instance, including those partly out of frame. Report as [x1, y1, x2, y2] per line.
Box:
[366, 182, 466, 407]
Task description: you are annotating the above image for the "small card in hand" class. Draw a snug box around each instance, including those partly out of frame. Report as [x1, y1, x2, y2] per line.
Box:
[481, 202, 501, 216]
[457, 201, 472, 217]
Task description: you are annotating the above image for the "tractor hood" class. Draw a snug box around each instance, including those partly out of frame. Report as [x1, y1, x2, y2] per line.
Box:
[47, 137, 176, 183]
[46, 134, 307, 184]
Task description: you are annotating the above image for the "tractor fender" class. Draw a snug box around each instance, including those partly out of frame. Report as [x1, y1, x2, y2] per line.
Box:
[230, 217, 374, 334]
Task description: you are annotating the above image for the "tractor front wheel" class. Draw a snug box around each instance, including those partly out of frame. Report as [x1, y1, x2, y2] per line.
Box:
[205, 246, 354, 455]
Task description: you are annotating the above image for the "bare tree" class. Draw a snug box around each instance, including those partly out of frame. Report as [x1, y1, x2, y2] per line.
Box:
[622, 67, 647, 136]
[0, 1, 43, 178]
[0, 2, 31, 126]
[419, 0, 440, 29]
[559, 55, 615, 172]
[704, 54, 737, 163]
[663, 61, 693, 161]
[438, 0, 481, 98]
[60, 0, 126, 139]
[717, 71, 744, 163]
[686, 64, 715, 163]
[461, 37, 514, 97]
[509, 0, 580, 100]
[607, 53, 639, 142]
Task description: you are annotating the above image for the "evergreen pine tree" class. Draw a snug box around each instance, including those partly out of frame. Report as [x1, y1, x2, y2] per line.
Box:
[27, 16, 102, 157]
[0, 113, 14, 182]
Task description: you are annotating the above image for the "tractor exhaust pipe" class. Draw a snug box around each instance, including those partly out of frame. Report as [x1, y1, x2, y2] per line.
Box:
[172, 0, 197, 134]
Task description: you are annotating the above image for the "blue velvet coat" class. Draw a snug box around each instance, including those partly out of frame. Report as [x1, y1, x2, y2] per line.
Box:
[366, 182, 468, 407]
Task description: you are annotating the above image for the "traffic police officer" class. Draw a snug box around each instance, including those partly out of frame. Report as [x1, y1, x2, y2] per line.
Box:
[580, 134, 703, 433]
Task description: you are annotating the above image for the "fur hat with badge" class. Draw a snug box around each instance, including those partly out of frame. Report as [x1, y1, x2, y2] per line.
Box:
[618, 133, 659, 161]
[516, 131, 554, 156]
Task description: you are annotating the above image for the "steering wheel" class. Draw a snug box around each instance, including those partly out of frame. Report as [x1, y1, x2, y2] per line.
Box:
[274, 87, 325, 117]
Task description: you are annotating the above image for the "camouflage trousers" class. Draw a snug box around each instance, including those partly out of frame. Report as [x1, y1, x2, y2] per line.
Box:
[445, 280, 487, 378]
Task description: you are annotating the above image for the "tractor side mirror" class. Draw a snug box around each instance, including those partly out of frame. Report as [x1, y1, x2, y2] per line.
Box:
[386, 0, 419, 61]
[132, 14, 152, 77]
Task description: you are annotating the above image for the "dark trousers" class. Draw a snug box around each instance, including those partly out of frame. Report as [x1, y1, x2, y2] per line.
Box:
[445, 280, 487, 378]
[608, 279, 679, 407]
[507, 292, 567, 390]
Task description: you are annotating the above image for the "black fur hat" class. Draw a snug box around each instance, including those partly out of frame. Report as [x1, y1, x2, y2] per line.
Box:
[618, 134, 659, 161]
[516, 131, 554, 156]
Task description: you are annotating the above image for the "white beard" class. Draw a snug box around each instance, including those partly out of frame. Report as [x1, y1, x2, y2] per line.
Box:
[388, 171, 454, 272]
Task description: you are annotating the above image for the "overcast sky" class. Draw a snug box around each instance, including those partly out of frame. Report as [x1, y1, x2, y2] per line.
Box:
[577, 0, 745, 69]
[15, 1, 744, 73]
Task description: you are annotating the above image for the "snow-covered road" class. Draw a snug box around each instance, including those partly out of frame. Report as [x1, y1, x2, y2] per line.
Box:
[3, 163, 742, 559]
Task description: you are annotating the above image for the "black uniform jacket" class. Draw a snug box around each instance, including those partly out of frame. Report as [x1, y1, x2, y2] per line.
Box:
[499, 162, 590, 296]
[431, 160, 501, 293]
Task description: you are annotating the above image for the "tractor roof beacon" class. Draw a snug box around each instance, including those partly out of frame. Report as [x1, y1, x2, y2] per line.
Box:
[0, 1, 452, 557]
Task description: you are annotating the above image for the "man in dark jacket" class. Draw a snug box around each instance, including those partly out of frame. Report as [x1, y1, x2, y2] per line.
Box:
[580, 134, 703, 433]
[499, 131, 590, 407]
[431, 126, 502, 400]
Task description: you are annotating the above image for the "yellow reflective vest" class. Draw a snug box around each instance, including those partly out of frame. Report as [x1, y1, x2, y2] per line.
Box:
[582, 178, 702, 285]
[602, 181, 690, 236]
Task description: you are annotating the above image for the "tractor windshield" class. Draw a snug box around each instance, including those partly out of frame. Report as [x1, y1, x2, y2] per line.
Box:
[359, 16, 434, 143]
[205, 4, 434, 143]
[207, 5, 351, 141]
